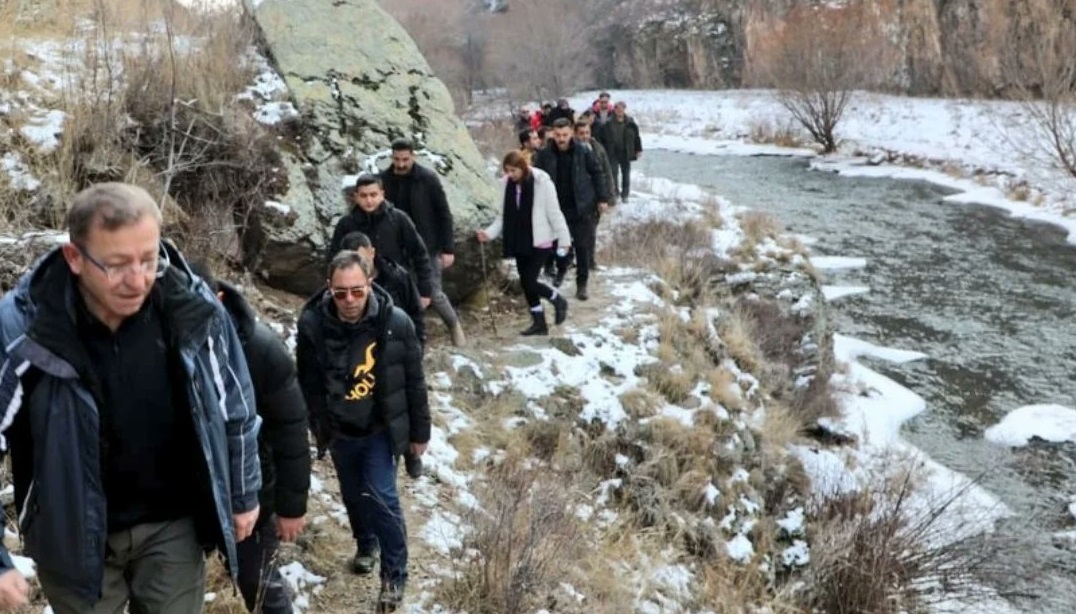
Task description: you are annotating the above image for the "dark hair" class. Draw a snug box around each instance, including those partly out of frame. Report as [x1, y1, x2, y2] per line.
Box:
[391, 138, 415, 152]
[574, 119, 591, 131]
[327, 250, 371, 280]
[518, 128, 534, 147]
[354, 173, 382, 189]
[536, 126, 549, 139]
[502, 150, 531, 178]
[599, 91, 610, 98]
[66, 182, 162, 244]
[541, 102, 552, 109]
[551, 118, 572, 129]
[340, 231, 373, 251]
[188, 259, 218, 291]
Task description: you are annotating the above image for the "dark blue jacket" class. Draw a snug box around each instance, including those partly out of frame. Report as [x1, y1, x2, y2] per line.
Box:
[0, 243, 261, 606]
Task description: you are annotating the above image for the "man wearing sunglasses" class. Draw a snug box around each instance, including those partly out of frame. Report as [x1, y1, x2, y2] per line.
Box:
[295, 250, 429, 612]
[0, 183, 262, 613]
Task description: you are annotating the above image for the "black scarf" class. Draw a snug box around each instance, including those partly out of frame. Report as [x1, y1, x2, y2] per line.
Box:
[502, 174, 535, 258]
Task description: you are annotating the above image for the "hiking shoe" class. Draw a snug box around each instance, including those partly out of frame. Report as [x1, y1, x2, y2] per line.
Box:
[404, 453, 424, 479]
[576, 284, 589, 301]
[351, 547, 379, 575]
[378, 582, 404, 612]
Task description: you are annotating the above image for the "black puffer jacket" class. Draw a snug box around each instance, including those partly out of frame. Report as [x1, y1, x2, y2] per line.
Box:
[532, 139, 610, 220]
[327, 201, 434, 298]
[380, 163, 455, 256]
[295, 284, 430, 457]
[373, 254, 425, 349]
[218, 282, 310, 526]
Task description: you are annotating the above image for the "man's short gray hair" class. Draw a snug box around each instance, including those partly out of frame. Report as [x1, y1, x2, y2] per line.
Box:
[327, 250, 372, 280]
[66, 183, 163, 244]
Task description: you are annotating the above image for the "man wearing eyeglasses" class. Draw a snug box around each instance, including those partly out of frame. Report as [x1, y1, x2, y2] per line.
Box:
[0, 183, 262, 613]
[295, 250, 429, 613]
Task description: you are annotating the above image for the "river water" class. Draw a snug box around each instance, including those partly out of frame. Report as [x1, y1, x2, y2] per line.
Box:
[637, 151, 1076, 611]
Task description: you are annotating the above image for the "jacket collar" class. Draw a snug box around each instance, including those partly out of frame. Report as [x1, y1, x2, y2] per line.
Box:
[16, 241, 217, 375]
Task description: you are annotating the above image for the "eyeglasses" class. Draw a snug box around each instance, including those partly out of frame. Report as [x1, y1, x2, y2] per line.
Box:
[331, 285, 368, 300]
[76, 243, 170, 284]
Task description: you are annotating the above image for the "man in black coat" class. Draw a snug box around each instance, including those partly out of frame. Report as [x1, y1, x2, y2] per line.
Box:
[296, 251, 430, 613]
[189, 262, 311, 614]
[380, 139, 466, 347]
[328, 174, 434, 308]
[533, 118, 610, 301]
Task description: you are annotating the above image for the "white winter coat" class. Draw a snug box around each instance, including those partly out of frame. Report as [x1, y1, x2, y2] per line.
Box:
[483, 167, 572, 250]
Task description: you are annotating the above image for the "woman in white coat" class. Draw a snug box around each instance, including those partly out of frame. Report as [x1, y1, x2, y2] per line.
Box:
[477, 150, 572, 335]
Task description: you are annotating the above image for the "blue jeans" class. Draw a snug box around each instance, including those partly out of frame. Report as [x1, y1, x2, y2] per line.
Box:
[330, 431, 408, 585]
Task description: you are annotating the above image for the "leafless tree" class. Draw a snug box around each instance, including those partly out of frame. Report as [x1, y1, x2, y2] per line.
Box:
[1000, 0, 1076, 179]
[749, 2, 886, 153]
[490, 0, 598, 102]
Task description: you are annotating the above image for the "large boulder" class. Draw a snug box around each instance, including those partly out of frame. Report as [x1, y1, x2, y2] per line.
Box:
[249, 0, 498, 299]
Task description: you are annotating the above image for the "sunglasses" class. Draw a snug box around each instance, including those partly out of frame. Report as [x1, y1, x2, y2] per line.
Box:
[331, 285, 368, 300]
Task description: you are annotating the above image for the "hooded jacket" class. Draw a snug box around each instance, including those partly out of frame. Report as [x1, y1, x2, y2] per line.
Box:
[295, 284, 430, 457]
[217, 281, 310, 525]
[0, 244, 261, 605]
[327, 200, 434, 298]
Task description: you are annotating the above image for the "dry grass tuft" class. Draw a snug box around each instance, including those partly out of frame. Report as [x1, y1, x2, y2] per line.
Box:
[598, 218, 717, 298]
[439, 456, 585, 614]
[802, 469, 1020, 614]
[718, 306, 764, 375]
[738, 210, 785, 248]
[747, 117, 805, 148]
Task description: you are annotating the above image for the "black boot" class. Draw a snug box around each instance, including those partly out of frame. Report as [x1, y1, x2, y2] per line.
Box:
[576, 283, 589, 301]
[521, 310, 548, 336]
[552, 293, 568, 325]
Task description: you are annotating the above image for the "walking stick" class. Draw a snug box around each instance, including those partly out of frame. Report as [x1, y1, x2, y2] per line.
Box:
[478, 241, 500, 339]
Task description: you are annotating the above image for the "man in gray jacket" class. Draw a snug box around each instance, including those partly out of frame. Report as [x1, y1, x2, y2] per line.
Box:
[0, 183, 262, 613]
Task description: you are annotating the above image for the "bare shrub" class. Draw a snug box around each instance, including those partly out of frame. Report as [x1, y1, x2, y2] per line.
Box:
[440, 458, 584, 614]
[1000, 0, 1076, 179]
[802, 469, 1020, 613]
[749, 2, 890, 153]
[25, 2, 284, 263]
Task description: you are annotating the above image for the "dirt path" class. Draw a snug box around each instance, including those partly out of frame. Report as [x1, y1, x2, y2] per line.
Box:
[202, 266, 645, 613]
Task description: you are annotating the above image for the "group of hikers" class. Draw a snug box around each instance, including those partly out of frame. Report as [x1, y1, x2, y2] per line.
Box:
[0, 92, 643, 614]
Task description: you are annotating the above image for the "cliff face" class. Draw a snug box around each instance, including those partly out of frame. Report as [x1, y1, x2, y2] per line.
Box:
[599, 0, 1044, 97]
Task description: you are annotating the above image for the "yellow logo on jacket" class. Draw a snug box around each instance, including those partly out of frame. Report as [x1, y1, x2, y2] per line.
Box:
[345, 341, 377, 401]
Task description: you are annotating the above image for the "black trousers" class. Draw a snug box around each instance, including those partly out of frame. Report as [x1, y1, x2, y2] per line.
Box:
[516, 248, 555, 308]
[557, 215, 598, 286]
[236, 517, 293, 614]
[611, 158, 631, 199]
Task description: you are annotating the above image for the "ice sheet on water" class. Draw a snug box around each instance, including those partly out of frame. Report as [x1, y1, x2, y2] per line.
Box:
[984, 404, 1076, 447]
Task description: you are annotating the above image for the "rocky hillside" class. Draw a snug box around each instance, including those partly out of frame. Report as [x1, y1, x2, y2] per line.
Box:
[593, 0, 1058, 96]
[0, 0, 497, 301]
